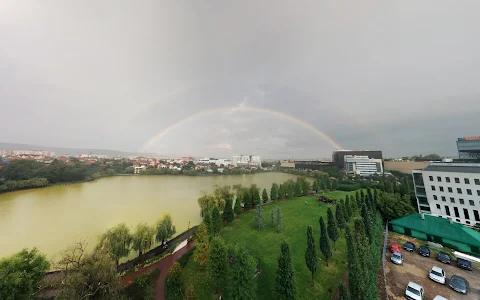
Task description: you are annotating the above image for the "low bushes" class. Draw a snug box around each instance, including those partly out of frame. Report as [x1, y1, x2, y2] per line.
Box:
[124, 268, 161, 300]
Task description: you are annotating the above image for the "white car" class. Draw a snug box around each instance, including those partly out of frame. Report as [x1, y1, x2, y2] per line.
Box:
[429, 266, 446, 284]
[433, 296, 448, 300]
[405, 282, 424, 300]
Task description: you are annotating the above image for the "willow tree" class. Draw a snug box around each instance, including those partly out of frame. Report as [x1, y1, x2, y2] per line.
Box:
[97, 223, 133, 266]
[155, 214, 176, 245]
[132, 222, 155, 256]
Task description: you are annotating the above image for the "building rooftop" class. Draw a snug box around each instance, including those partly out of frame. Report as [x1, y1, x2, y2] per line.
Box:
[423, 163, 480, 173]
[390, 214, 480, 247]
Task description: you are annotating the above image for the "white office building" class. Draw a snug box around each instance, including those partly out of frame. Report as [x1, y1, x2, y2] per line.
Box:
[344, 155, 383, 176]
[412, 163, 480, 226]
[232, 155, 261, 167]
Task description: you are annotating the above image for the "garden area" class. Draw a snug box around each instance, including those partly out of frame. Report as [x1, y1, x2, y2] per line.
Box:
[181, 189, 359, 300]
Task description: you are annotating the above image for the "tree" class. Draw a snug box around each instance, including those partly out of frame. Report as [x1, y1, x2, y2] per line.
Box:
[132, 222, 155, 256]
[271, 183, 279, 200]
[208, 238, 229, 292]
[355, 190, 360, 207]
[345, 198, 353, 219]
[339, 283, 351, 300]
[56, 243, 123, 300]
[332, 179, 338, 190]
[155, 214, 176, 245]
[243, 188, 252, 210]
[294, 180, 302, 196]
[211, 206, 222, 235]
[376, 192, 416, 221]
[271, 209, 276, 226]
[305, 225, 317, 286]
[278, 184, 285, 199]
[285, 181, 294, 198]
[276, 206, 283, 232]
[222, 198, 234, 223]
[226, 244, 257, 300]
[326, 178, 332, 190]
[340, 200, 350, 223]
[320, 179, 327, 191]
[327, 208, 339, 249]
[97, 223, 133, 266]
[194, 223, 209, 266]
[319, 217, 332, 266]
[274, 242, 296, 300]
[165, 262, 184, 300]
[312, 180, 319, 193]
[198, 194, 219, 217]
[262, 188, 269, 203]
[204, 212, 214, 236]
[233, 197, 242, 215]
[255, 204, 264, 229]
[301, 179, 310, 196]
[250, 184, 261, 206]
[345, 227, 361, 298]
[0, 248, 50, 300]
[335, 204, 346, 230]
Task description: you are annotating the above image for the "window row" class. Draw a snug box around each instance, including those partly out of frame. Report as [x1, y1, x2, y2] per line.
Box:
[429, 176, 480, 185]
[432, 195, 477, 206]
[430, 185, 480, 196]
[434, 204, 480, 222]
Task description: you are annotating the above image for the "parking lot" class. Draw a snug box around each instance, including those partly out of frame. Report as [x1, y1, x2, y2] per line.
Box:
[385, 233, 480, 300]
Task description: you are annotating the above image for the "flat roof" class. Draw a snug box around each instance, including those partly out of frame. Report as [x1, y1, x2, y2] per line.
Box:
[423, 163, 480, 174]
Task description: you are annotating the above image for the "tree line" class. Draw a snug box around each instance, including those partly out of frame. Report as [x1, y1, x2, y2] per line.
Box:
[0, 159, 133, 193]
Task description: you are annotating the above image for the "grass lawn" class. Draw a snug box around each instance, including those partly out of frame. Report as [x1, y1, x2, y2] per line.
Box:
[182, 190, 359, 299]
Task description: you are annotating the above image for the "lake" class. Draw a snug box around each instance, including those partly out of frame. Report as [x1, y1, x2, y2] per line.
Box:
[0, 173, 300, 259]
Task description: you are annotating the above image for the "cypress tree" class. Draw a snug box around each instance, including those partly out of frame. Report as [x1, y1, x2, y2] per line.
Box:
[270, 209, 275, 226]
[360, 189, 365, 202]
[233, 198, 242, 215]
[255, 204, 264, 229]
[339, 283, 350, 300]
[312, 180, 319, 193]
[361, 203, 373, 242]
[274, 242, 296, 300]
[335, 204, 346, 230]
[345, 227, 360, 298]
[278, 184, 285, 199]
[276, 206, 283, 232]
[294, 181, 302, 197]
[327, 208, 339, 249]
[208, 237, 228, 292]
[373, 188, 378, 205]
[243, 188, 252, 210]
[222, 198, 234, 223]
[252, 186, 261, 206]
[355, 191, 360, 207]
[226, 244, 257, 300]
[319, 217, 332, 266]
[204, 212, 214, 237]
[302, 179, 309, 196]
[270, 183, 278, 201]
[320, 179, 327, 191]
[211, 207, 221, 236]
[345, 198, 353, 218]
[262, 188, 269, 203]
[353, 219, 368, 299]
[326, 178, 332, 190]
[305, 225, 317, 286]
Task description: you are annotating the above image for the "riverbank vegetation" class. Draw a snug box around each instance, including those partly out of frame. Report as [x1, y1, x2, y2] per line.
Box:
[0, 159, 133, 193]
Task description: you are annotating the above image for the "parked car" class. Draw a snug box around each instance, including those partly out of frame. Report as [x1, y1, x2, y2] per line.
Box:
[428, 266, 446, 284]
[448, 275, 469, 294]
[390, 244, 401, 253]
[391, 252, 403, 265]
[456, 258, 473, 271]
[405, 282, 424, 300]
[437, 252, 451, 264]
[432, 296, 448, 300]
[404, 241, 416, 252]
[418, 246, 430, 257]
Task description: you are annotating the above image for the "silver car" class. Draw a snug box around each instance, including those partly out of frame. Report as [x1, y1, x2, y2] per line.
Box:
[391, 252, 403, 265]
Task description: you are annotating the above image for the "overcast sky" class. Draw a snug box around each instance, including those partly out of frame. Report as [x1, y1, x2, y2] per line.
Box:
[2, 1, 480, 158]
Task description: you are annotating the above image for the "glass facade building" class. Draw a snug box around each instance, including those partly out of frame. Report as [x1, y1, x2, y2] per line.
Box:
[457, 136, 480, 159]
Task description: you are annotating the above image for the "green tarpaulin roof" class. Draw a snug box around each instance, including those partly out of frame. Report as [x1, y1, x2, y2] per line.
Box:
[390, 214, 480, 247]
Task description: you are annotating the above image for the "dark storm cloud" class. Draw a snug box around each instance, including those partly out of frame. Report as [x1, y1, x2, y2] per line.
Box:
[1, 0, 480, 158]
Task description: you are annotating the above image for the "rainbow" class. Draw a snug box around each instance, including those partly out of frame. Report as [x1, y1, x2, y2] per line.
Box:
[139, 105, 342, 152]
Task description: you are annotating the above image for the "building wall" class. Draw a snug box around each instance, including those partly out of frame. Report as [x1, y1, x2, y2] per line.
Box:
[332, 150, 383, 168]
[280, 160, 295, 168]
[384, 161, 429, 174]
[413, 168, 480, 226]
[457, 138, 480, 159]
[344, 156, 383, 176]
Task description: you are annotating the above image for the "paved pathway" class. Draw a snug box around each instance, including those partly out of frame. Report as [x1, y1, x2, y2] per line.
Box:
[120, 241, 195, 300]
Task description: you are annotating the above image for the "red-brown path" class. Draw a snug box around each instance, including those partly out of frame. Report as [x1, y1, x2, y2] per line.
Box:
[120, 241, 195, 300]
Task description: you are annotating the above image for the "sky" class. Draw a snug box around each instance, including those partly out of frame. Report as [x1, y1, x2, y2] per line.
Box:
[1, 0, 480, 159]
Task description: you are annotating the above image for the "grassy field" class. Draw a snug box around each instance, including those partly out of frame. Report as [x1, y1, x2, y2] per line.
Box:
[182, 190, 358, 299]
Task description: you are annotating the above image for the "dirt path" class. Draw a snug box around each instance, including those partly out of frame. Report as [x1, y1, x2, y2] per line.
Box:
[120, 241, 195, 300]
